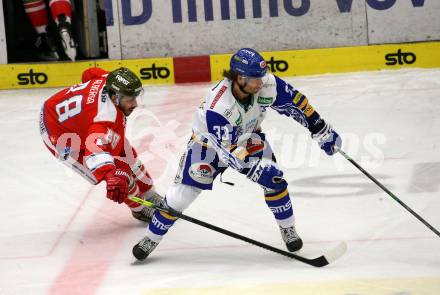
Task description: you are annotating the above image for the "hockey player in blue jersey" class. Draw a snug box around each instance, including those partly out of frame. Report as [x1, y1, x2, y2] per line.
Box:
[132, 48, 342, 260]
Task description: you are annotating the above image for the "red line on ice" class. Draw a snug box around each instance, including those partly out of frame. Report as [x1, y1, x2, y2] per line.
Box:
[0, 186, 94, 260]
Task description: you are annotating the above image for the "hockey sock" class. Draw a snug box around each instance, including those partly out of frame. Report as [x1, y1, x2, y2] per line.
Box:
[23, 0, 49, 34]
[146, 210, 178, 242]
[264, 188, 295, 228]
[49, 0, 72, 23]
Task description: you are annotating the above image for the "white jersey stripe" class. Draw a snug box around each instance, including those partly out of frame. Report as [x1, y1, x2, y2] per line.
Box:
[24, 4, 46, 13]
[94, 92, 117, 123]
[85, 152, 114, 171]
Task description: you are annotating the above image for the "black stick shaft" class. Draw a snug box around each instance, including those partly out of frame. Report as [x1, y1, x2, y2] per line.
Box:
[339, 149, 440, 237]
[157, 206, 328, 267]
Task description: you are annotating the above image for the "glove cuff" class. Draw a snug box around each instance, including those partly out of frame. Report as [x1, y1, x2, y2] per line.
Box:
[245, 158, 260, 179]
[246, 158, 275, 182]
[312, 122, 332, 143]
[104, 169, 130, 182]
[115, 169, 130, 180]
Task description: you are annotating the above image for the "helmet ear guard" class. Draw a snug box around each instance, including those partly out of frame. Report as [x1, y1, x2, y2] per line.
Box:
[114, 93, 123, 106]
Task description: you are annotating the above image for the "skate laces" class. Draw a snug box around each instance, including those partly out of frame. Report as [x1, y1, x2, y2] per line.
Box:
[138, 237, 158, 253]
[280, 226, 300, 244]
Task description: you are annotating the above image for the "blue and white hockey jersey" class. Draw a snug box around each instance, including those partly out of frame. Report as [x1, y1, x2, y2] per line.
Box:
[191, 73, 326, 171]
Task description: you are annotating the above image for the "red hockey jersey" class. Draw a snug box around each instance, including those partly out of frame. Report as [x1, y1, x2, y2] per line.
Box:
[43, 67, 134, 182]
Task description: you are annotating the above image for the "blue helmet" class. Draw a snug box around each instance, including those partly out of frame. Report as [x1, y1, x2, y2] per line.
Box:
[230, 48, 267, 78]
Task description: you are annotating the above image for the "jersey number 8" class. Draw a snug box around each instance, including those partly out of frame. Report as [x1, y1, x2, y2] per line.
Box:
[55, 95, 82, 123]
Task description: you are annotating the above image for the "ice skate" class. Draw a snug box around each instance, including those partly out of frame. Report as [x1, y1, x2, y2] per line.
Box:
[279, 225, 303, 252]
[34, 33, 59, 61]
[131, 192, 164, 222]
[57, 14, 77, 61]
[132, 236, 158, 261]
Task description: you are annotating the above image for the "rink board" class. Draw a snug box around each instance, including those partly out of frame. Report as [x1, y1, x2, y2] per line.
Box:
[211, 41, 440, 80]
[0, 41, 439, 89]
[0, 57, 174, 89]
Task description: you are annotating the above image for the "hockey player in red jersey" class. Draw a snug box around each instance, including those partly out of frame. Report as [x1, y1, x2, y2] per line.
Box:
[39, 66, 162, 222]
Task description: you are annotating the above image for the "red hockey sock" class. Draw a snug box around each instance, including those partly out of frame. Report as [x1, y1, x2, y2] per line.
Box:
[49, 0, 72, 23]
[23, 0, 49, 34]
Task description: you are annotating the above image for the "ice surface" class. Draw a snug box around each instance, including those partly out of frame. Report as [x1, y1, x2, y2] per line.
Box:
[0, 69, 439, 295]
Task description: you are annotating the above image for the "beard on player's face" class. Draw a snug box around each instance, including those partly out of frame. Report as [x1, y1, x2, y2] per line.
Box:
[113, 95, 138, 116]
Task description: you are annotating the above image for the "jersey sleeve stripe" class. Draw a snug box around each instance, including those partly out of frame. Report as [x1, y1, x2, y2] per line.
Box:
[90, 162, 115, 173]
[85, 152, 114, 171]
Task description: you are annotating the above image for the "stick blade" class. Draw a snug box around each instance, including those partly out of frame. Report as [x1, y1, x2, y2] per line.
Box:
[323, 241, 347, 264]
[290, 242, 347, 267]
[305, 241, 347, 267]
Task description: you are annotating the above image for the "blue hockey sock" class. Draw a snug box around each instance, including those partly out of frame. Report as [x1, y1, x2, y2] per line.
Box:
[264, 188, 295, 227]
[146, 210, 178, 242]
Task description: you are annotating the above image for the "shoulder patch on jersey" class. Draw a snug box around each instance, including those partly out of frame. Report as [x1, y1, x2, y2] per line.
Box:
[257, 96, 273, 104]
[257, 73, 277, 105]
[189, 163, 215, 184]
[210, 85, 227, 109]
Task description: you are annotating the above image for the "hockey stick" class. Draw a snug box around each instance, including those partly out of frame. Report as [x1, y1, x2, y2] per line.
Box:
[338, 149, 440, 238]
[130, 196, 347, 267]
